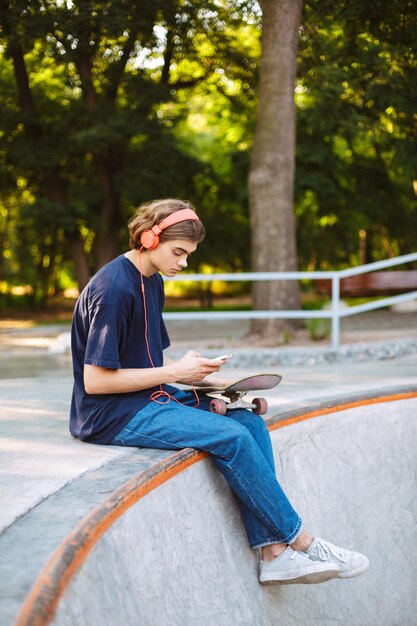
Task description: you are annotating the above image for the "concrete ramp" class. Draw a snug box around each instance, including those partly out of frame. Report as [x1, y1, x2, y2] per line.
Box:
[16, 391, 417, 626]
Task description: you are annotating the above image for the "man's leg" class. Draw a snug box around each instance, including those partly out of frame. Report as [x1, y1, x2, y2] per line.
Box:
[192, 399, 316, 560]
[192, 395, 284, 550]
[111, 397, 301, 544]
[111, 396, 346, 584]
[198, 398, 369, 581]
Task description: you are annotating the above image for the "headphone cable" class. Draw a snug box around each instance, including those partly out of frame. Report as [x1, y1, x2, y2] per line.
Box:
[138, 248, 200, 408]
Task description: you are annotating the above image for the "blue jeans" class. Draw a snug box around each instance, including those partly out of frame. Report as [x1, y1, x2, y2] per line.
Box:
[110, 388, 302, 549]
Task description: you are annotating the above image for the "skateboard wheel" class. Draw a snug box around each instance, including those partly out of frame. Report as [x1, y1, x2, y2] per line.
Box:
[253, 397, 268, 415]
[209, 398, 227, 415]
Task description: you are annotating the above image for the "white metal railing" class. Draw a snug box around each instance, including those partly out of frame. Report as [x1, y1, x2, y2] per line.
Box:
[162, 252, 417, 349]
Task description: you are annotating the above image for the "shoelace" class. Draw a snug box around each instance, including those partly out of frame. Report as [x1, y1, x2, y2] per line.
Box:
[314, 539, 348, 563]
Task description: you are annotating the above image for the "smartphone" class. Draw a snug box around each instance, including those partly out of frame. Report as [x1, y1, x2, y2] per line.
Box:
[211, 353, 233, 361]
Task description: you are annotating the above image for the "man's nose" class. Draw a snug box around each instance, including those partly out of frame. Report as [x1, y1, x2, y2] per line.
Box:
[178, 257, 188, 268]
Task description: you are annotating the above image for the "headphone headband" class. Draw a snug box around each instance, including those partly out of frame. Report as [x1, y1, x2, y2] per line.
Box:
[151, 208, 199, 236]
[140, 208, 200, 250]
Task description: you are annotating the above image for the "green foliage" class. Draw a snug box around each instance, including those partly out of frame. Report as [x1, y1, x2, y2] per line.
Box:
[0, 0, 416, 309]
[305, 317, 331, 341]
[0, 0, 262, 304]
[296, 0, 417, 268]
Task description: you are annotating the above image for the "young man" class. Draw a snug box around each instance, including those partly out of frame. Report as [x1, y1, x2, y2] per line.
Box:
[70, 198, 369, 585]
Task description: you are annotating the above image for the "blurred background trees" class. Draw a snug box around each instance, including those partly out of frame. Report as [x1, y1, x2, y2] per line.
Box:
[296, 0, 417, 270]
[0, 0, 415, 309]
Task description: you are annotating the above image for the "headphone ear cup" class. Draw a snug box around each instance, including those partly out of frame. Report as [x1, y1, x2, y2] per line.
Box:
[140, 230, 159, 250]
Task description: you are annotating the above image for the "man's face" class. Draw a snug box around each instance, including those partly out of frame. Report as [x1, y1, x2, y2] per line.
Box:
[148, 239, 198, 277]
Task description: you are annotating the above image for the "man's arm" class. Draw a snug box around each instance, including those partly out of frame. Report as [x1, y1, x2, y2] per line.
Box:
[84, 351, 222, 395]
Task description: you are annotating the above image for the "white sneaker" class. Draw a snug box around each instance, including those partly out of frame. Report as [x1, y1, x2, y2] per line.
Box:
[259, 546, 340, 585]
[307, 537, 369, 579]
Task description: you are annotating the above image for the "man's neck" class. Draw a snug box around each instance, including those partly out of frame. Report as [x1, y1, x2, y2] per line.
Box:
[124, 249, 155, 278]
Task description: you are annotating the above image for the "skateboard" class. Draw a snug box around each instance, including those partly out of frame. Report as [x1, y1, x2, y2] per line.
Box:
[192, 373, 282, 416]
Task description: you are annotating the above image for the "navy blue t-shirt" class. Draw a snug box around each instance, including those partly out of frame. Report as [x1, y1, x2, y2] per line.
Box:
[70, 254, 176, 444]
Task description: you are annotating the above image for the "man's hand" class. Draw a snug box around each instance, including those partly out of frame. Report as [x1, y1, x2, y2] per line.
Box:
[198, 374, 235, 388]
[171, 350, 223, 384]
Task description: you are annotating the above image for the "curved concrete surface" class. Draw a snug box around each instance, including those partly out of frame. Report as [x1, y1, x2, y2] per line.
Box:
[15, 390, 417, 626]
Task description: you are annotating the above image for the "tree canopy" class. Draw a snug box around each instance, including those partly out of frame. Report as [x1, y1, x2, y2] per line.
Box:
[0, 0, 415, 306]
[296, 0, 417, 267]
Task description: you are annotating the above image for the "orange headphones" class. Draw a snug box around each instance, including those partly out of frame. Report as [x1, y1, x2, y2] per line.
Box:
[140, 208, 199, 250]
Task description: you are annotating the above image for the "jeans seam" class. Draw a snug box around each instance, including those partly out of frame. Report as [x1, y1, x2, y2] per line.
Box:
[226, 460, 302, 545]
[120, 428, 186, 450]
[225, 462, 287, 540]
[112, 435, 126, 446]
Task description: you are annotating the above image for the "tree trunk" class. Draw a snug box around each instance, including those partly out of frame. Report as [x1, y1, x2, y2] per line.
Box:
[248, 0, 303, 338]
[93, 154, 121, 269]
[46, 174, 92, 291]
[76, 52, 121, 270]
[67, 232, 91, 292]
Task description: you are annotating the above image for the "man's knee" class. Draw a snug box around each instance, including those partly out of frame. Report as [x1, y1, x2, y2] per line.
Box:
[232, 409, 270, 439]
[251, 412, 269, 433]
[226, 422, 258, 458]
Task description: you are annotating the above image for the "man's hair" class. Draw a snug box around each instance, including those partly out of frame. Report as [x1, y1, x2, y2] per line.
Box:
[128, 198, 205, 250]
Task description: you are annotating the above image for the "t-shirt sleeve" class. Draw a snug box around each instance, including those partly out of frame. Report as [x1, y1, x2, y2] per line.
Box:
[84, 304, 127, 369]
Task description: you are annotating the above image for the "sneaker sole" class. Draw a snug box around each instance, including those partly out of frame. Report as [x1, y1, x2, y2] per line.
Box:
[260, 564, 340, 586]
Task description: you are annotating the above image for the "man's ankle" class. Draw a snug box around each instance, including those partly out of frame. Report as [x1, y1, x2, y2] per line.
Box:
[261, 543, 286, 562]
[290, 531, 314, 553]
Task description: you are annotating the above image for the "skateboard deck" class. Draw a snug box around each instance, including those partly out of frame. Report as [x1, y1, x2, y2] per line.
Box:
[192, 373, 282, 415]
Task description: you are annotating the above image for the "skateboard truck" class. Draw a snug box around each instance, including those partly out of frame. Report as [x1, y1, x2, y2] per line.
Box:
[209, 394, 269, 416]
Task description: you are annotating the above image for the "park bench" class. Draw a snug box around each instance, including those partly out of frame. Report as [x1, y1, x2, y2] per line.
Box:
[317, 270, 417, 298]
